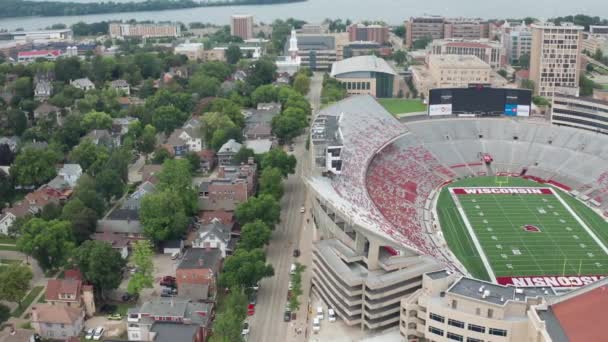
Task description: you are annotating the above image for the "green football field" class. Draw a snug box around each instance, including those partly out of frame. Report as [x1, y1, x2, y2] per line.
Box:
[438, 177, 608, 283]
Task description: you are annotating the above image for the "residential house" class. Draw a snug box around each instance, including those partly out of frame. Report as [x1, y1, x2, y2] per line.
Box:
[140, 164, 163, 183]
[92, 232, 131, 259]
[47, 164, 82, 191]
[0, 136, 19, 153]
[34, 80, 52, 100]
[0, 187, 64, 234]
[111, 117, 138, 138]
[30, 304, 85, 340]
[45, 278, 95, 317]
[198, 160, 257, 212]
[162, 240, 184, 255]
[127, 299, 213, 342]
[97, 181, 157, 241]
[176, 248, 222, 300]
[83, 129, 114, 148]
[197, 210, 234, 226]
[217, 139, 242, 166]
[198, 149, 215, 173]
[243, 102, 281, 140]
[110, 79, 130, 95]
[33, 103, 60, 123]
[70, 78, 95, 91]
[164, 128, 202, 157]
[192, 218, 235, 258]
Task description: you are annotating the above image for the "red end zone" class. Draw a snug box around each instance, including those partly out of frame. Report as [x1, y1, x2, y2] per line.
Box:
[497, 275, 606, 288]
[452, 187, 553, 195]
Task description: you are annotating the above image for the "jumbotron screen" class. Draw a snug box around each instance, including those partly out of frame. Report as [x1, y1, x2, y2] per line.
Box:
[428, 85, 532, 117]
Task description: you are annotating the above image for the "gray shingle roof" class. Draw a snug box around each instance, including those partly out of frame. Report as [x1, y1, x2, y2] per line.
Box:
[177, 248, 222, 270]
[218, 139, 242, 154]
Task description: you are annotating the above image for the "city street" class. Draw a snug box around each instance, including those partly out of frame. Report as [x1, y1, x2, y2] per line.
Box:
[246, 73, 323, 342]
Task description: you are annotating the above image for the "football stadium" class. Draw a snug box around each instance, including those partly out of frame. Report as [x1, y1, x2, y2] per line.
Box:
[308, 94, 608, 330]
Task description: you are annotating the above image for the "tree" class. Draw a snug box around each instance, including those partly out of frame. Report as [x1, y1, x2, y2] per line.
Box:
[235, 194, 281, 227]
[11, 147, 60, 187]
[251, 84, 279, 105]
[40, 202, 62, 220]
[497, 69, 508, 78]
[73, 240, 126, 299]
[246, 58, 277, 88]
[393, 50, 406, 65]
[209, 291, 247, 342]
[127, 240, 154, 295]
[0, 264, 33, 306]
[0, 145, 15, 166]
[138, 124, 157, 158]
[95, 168, 125, 201]
[82, 110, 112, 131]
[152, 147, 173, 164]
[140, 190, 188, 244]
[239, 220, 272, 250]
[259, 167, 284, 199]
[55, 57, 83, 82]
[12, 77, 33, 100]
[226, 45, 242, 65]
[17, 219, 75, 270]
[271, 112, 305, 143]
[158, 159, 197, 215]
[0, 170, 13, 204]
[393, 25, 406, 38]
[184, 152, 201, 173]
[233, 147, 255, 165]
[62, 198, 98, 244]
[69, 139, 109, 173]
[220, 248, 274, 289]
[152, 105, 187, 134]
[521, 79, 535, 92]
[580, 74, 598, 96]
[189, 73, 220, 98]
[198, 61, 234, 81]
[73, 174, 106, 217]
[210, 126, 243, 152]
[518, 53, 530, 68]
[0, 304, 9, 325]
[412, 36, 432, 50]
[8, 109, 27, 136]
[261, 149, 296, 177]
[293, 73, 311, 95]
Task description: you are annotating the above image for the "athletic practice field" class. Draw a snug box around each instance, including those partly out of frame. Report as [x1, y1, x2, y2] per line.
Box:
[438, 177, 608, 288]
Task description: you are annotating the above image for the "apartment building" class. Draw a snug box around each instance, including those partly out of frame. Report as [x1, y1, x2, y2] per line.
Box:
[428, 38, 506, 69]
[109, 23, 181, 38]
[400, 271, 555, 342]
[347, 23, 389, 44]
[174, 42, 204, 60]
[552, 93, 608, 134]
[529, 23, 583, 97]
[405, 16, 487, 48]
[230, 15, 254, 40]
[428, 55, 491, 89]
[502, 22, 533, 64]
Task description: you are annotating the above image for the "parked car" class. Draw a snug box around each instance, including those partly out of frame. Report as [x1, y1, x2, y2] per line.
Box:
[300, 206, 305, 213]
[122, 292, 139, 302]
[288, 281, 293, 291]
[283, 310, 292, 322]
[316, 306, 324, 320]
[248, 292, 257, 305]
[92, 327, 104, 341]
[293, 249, 300, 257]
[161, 287, 177, 297]
[290, 263, 296, 275]
[85, 328, 94, 340]
[247, 303, 255, 316]
[250, 282, 259, 291]
[241, 322, 250, 336]
[312, 317, 321, 333]
[328, 308, 336, 322]
[160, 276, 176, 287]
[107, 313, 122, 321]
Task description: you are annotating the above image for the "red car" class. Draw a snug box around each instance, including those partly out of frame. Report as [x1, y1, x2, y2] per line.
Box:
[247, 304, 255, 316]
[160, 276, 176, 287]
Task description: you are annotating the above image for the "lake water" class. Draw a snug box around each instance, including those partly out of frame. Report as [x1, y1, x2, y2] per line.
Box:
[1, 0, 607, 31]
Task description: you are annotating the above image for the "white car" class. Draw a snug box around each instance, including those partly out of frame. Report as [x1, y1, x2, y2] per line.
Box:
[328, 308, 336, 322]
[300, 206, 305, 213]
[288, 281, 293, 290]
[242, 322, 250, 336]
[316, 306, 324, 320]
[92, 326, 104, 341]
[84, 328, 94, 340]
[312, 317, 321, 333]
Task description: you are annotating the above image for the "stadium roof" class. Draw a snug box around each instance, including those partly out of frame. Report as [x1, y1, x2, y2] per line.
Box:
[330, 55, 397, 77]
[539, 278, 608, 342]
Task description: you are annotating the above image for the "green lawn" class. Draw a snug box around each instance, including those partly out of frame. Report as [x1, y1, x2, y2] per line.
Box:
[0, 259, 22, 265]
[0, 236, 17, 245]
[438, 177, 608, 282]
[377, 98, 427, 115]
[12, 286, 44, 317]
[0, 245, 20, 251]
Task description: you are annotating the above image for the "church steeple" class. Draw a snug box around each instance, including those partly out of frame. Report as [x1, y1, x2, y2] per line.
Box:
[289, 28, 298, 60]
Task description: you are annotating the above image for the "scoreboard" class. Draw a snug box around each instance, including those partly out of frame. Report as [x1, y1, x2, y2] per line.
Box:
[428, 85, 532, 117]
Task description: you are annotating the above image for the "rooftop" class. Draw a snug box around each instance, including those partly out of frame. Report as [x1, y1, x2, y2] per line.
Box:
[428, 54, 490, 68]
[448, 277, 554, 306]
[177, 248, 222, 270]
[218, 139, 242, 154]
[245, 139, 273, 154]
[331, 55, 397, 77]
[32, 304, 82, 324]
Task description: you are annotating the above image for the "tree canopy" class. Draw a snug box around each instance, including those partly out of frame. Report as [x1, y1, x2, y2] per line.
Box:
[17, 219, 76, 270]
[73, 240, 126, 298]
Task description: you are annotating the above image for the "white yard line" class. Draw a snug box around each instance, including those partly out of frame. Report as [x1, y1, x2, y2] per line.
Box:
[448, 188, 497, 282]
[551, 188, 608, 256]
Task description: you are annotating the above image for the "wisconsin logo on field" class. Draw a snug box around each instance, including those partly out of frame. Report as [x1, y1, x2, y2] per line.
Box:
[522, 224, 541, 233]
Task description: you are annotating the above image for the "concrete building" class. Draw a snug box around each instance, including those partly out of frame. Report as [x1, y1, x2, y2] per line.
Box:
[276, 29, 302, 75]
[590, 25, 608, 36]
[428, 55, 491, 89]
[1, 29, 73, 42]
[428, 38, 506, 69]
[198, 162, 257, 212]
[582, 32, 608, 56]
[405, 16, 487, 48]
[286, 34, 337, 71]
[343, 41, 392, 59]
[501, 21, 533, 65]
[230, 15, 254, 40]
[529, 23, 583, 97]
[109, 23, 181, 39]
[400, 271, 555, 342]
[330, 55, 398, 98]
[174, 42, 204, 60]
[127, 299, 213, 342]
[552, 94, 608, 134]
[347, 23, 389, 44]
[17, 49, 62, 63]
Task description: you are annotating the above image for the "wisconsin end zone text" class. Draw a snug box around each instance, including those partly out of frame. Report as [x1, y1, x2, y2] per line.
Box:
[452, 187, 553, 195]
[497, 275, 606, 288]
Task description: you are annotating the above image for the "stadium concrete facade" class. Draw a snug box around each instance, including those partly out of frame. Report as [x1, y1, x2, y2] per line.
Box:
[552, 93, 608, 134]
[308, 94, 608, 336]
[330, 55, 398, 98]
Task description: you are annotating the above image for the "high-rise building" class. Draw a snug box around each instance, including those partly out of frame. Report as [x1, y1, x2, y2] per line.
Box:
[230, 14, 254, 40]
[428, 38, 506, 69]
[444, 18, 489, 40]
[502, 22, 532, 65]
[529, 23, 583, 97]
[347, 23, 389, 44]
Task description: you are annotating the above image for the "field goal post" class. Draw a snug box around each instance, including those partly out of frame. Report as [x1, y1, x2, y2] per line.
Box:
[495, 171, 510, 187]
